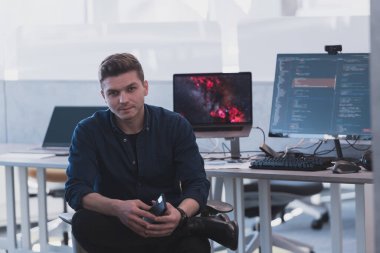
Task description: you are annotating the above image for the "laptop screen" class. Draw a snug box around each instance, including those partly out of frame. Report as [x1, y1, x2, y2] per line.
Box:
[173, 72, 253, 138]
[42, 106, 107, 148]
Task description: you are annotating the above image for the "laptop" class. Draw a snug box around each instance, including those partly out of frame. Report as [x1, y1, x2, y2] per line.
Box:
[25, 106, 107, 156]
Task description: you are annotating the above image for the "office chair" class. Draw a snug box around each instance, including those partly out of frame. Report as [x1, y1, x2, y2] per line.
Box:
[59, 200, 237, 253]
[28, 168, 67, 201]
[244, 180, 326, 253]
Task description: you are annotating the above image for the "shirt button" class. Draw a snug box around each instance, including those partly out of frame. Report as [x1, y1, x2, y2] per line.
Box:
[123, 138, 127, 142]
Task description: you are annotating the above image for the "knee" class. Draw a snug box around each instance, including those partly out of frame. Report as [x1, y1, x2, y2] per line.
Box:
[71, 209, 86, 240]
[71, 209, 99, 241]
[177, 236, 210, 253]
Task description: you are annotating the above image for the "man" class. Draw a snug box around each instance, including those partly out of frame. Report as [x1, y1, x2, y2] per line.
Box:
[65, 53, 237, 253]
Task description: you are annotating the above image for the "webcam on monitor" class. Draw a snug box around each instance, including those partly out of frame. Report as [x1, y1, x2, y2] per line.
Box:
[324, 45, 342, 55]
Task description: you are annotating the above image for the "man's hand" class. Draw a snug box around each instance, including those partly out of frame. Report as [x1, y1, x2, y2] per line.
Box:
[82, 193, 197, 238]
[143, 202, 181, 237]
[114, 199, 157, 237]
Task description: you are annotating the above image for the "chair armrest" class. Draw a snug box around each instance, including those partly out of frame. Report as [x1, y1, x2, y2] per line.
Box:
[202, 200, 234, 217]
[59, 212, 74, 225]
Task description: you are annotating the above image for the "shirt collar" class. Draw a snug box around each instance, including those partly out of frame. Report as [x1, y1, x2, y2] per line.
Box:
[143, 104, 150, 132]
[109, 104, 150, 134]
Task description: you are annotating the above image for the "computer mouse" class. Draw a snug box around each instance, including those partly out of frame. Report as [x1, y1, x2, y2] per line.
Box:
[332, 160, 361, 174]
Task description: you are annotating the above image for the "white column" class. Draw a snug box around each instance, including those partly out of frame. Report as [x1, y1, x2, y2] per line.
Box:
[371, 0, 380, 252]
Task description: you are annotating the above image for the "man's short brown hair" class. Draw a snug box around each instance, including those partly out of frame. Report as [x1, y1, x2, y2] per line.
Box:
[98, 53, 145, 88]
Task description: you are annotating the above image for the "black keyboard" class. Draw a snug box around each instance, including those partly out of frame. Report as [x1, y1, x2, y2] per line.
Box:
[250, 157, 332, 171]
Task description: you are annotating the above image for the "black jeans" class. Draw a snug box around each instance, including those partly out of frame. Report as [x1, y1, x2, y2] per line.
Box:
[72, 209, 210, 253]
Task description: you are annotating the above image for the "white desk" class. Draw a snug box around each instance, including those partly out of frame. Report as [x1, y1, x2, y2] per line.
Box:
[0, 144, 70, 253]
[0, 144, 374, 253]
[206, 162, 373, 253]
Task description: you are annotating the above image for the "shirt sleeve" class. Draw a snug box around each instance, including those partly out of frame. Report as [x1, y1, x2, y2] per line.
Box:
[172, 116, 210, 211]
[65, 121, 99, 210]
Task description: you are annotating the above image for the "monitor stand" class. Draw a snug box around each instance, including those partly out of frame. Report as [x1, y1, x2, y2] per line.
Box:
[226, 137, 243, 163]
[334, 139, 344, 159]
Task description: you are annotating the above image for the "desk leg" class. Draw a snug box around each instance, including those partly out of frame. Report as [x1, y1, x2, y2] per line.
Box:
[223, 178, 240, 253]
[330, 183, 342, 253]
[258, 179, 272, 253]
[18, 167, 31, 249]
[37, 168, 48, 252]
[5, 166, 17, 251]
[355, 184, 367, 253]
[234, 178, 245, 253]
[213, 177, 224, 200]
[208, 176, 231, 253]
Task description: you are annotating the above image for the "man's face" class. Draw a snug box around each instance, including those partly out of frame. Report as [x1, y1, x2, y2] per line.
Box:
[101, 71, 148, 123]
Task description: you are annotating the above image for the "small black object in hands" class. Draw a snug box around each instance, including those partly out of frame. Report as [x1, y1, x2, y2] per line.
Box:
[143, 194, 167, 223]
[149, 194, 167, 216]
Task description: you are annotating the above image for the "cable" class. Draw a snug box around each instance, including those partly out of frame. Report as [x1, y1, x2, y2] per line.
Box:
[253, 126, 265, 144]
[344, 139, 371, 151]
[289, 140, 321, 151]
[312, 140, 324, 156]
[209, 138, 220, 152]
[221, 142, 230, 154]
[284, 138, 305, 157]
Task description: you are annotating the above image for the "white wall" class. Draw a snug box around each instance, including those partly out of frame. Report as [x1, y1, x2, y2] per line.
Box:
[0, 81, 6, 142]
[238, 16, 370, 81]
[4, 80, 177, 145]
[1, 14, 370, 158]
[15, 22, 222, 80]
[5, 80, 104, 144]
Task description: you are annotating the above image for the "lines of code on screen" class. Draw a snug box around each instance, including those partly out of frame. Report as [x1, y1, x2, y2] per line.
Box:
[269, 53, 370, 140]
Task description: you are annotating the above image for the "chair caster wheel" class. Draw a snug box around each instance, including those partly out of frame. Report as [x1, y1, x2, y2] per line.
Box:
[311, 219, 323, 230]
[321, 211, 329, 222]
[311, 212, 329, 230]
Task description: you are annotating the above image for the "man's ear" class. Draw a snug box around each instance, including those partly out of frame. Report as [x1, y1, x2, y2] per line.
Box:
[143, 80, 149, 96]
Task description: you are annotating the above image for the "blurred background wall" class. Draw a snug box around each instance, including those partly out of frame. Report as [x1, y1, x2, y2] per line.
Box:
[0, 0, 370, 154]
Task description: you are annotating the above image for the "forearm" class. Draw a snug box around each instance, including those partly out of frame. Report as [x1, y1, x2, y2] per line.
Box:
[177, 198, 200, 217]
[82, 192, 124, 217]
[82, 193, 155, 237]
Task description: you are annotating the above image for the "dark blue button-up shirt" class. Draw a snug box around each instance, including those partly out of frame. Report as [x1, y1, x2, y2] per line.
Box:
[65, 104, 210, 211]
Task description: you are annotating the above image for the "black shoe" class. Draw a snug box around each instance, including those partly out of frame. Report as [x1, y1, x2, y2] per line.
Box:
[186, 216, 238, 250]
